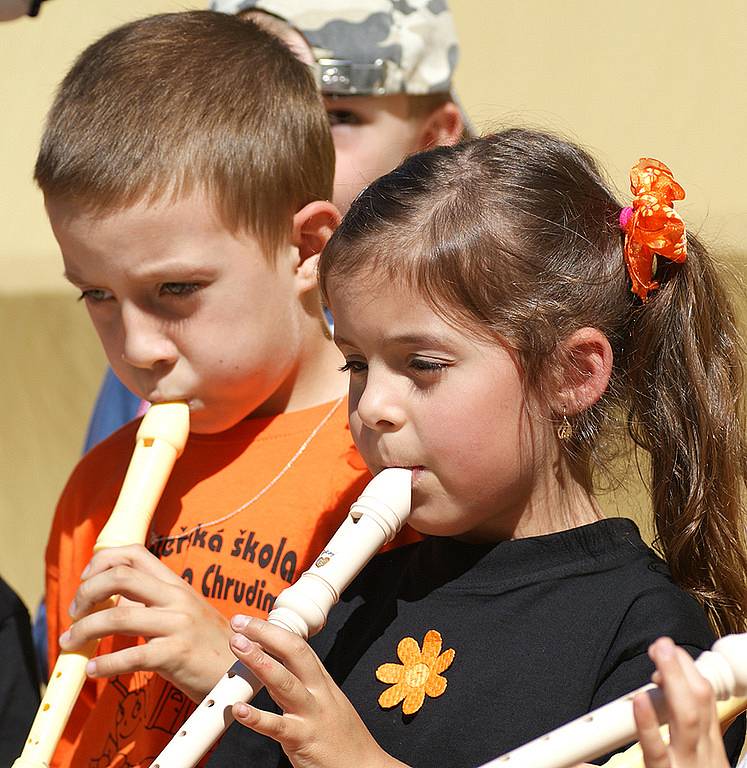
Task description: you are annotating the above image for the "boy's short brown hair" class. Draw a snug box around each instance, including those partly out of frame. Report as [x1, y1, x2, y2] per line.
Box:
[35, 10, 334, 258]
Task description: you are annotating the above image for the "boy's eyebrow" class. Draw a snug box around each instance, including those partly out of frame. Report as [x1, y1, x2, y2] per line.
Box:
[63, 261, 215, 287]
[62, 269, 84, 285]
[130, 261, 214, 280]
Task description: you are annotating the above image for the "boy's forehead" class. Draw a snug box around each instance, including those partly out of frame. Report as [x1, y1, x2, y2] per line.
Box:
[44, 191, 293, 285]
[46, 189, 218, 228]
[45, 192, 261, 256]
[44, 195, 110, 243]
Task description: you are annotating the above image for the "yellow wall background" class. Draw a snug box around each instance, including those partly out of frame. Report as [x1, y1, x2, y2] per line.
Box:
[1, 0, 745, 613]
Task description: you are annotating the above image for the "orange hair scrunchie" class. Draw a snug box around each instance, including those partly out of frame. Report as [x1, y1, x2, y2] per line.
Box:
[619, 158, 687, 301]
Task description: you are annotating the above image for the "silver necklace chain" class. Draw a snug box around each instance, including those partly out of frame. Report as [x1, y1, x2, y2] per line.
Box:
[149, 395, 345, 545]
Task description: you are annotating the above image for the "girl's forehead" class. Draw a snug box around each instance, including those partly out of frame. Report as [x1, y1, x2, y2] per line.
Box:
[328, 268, 517, 355]
[326, 269, 415, 307]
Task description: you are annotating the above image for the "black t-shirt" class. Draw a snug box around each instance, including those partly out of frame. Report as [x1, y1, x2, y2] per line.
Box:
[0, 577, 40, 767]
[209, 519, 745, 767]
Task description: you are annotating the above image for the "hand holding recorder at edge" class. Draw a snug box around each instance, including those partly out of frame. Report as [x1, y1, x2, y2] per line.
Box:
[632, 637, 730, 768]
[569, 638, 734, 768]
[228, 615, 409, 768]
[59, 544, 235, 702]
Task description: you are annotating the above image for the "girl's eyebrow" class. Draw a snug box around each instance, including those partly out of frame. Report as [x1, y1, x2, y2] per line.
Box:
[385, 333, 452, 347]
[335, 332, 453, 348]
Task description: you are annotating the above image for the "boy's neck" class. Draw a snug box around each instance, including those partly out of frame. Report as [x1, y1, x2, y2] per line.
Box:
[249, 321, 347, 419]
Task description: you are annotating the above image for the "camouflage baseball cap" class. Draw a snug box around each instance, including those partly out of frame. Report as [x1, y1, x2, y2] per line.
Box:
[210, 0, 461, 98]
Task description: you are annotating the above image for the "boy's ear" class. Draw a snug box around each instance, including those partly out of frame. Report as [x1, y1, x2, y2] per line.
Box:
[291, 201, 341, 264]
[416, 101, 464, 151]
[551, 327, 613, 417]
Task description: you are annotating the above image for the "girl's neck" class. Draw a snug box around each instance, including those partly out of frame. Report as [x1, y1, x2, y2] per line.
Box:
[511, 478, 603, 540]
[517, 452, 603, 539]
[456, 456, 603, 545]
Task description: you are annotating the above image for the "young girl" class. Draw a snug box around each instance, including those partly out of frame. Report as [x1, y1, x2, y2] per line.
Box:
[206, 129, 747, 767]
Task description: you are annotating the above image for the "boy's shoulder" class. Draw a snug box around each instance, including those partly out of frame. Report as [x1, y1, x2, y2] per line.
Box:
[70, 398, 356, 477]
[52, 418, 145, 537]
[67, 417, 142, 490]
[58, 400, 367, 529]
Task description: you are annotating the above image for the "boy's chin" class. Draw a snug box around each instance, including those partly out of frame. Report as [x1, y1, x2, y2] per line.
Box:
[185, 410, 235, 435]
[181, 401, 262, 435]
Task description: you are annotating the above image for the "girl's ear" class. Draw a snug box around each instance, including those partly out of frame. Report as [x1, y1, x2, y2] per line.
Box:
[552, 327, 613, 416]
[291, 200, 341, 264]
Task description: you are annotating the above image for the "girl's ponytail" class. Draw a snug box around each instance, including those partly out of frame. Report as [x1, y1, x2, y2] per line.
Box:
[626, 235, 747, 635]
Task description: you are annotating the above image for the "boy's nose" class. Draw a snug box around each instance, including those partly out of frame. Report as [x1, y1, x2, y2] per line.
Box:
[120, 305, 178, 370]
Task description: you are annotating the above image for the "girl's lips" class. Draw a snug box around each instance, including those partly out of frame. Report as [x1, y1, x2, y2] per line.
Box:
[379, 464, 424, 471]
[386, 465, 426, 484]
[376, 465, 425, 482]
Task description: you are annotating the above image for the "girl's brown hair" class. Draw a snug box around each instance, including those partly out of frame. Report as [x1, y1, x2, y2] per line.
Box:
[34, 10, 334, 259]
[320, 128, 747, 635]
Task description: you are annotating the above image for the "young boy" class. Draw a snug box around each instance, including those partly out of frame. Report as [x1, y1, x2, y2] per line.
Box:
[36, 11, 386, 767]
[81, 0, 469, 449]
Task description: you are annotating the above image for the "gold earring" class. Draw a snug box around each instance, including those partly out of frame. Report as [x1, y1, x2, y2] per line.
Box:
[557, 406, 573, 441]
[319, 298, 333, 340]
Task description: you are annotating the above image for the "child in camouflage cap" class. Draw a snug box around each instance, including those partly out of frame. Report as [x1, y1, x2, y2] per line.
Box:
[211, 0, 470, 213]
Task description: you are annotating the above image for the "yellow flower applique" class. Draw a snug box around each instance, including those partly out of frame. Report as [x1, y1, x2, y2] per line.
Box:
[376, 629, 455, 715]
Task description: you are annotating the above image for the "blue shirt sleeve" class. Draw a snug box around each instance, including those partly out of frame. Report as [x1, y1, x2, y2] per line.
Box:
[82, 368, 142, 453]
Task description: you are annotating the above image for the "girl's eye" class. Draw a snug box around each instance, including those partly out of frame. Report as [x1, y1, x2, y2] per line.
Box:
[159, 282, 200, 297]
[78, 288, 113, 303]
[410, 358, 449, 373]
[339, 360, 367, 374]
[327, 110, 361, 127]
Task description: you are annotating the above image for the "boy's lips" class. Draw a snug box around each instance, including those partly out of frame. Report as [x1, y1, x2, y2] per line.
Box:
[149, 398, 190, 407]
[144, 389, 192, 406]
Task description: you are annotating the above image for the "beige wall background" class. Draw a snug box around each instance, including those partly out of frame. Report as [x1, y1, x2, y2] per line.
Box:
[1, 0, 745, 613]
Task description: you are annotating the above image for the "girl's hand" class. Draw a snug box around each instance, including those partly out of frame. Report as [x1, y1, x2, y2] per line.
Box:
[633, 637, 729, 768]
[58, 544, 234, 701]
[228, 615, 408, 768]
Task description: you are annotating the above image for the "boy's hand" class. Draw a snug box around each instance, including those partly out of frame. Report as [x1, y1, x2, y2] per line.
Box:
[59, 544, 235, 701]
[633, 637, 729, 768]
[228, 615, 409, 768]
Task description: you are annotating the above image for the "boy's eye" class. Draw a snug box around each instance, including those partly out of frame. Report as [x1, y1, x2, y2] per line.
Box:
[339, 360, 367, 374]
[327, 110, 361, 127]
[159, 282, 200, 297]
[78, 288, 113, 303]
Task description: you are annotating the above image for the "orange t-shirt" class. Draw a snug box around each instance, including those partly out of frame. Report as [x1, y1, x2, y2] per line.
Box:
[46, 399, 417, 768]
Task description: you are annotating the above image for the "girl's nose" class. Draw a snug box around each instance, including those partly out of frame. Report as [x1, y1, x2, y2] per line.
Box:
[354, 372, 406, 433]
